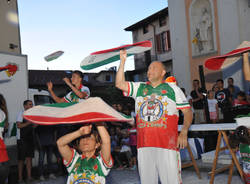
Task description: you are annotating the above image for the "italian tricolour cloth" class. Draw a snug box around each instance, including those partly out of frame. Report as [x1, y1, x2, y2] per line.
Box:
[23, 97, 133, 125]
[205, 41, 250, 70]
[80, 41, 152, 70]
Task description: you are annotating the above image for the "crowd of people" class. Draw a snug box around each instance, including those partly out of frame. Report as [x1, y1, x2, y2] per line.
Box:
[181, 77, 250, 125]
[0, 51, 249, 184]
[109, 104, 137, 170]
[0, 69, 139, 184]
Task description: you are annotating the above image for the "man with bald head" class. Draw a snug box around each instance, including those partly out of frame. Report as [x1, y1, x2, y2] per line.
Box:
[116, 50, 193, 184]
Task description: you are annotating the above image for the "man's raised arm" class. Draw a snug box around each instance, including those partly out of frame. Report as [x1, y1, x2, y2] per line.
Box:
[243, 52, 250, 81]
[115, 50, 129, 93]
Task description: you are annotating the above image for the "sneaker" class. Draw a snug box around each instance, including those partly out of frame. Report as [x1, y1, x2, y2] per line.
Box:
[130, 165, 137, 170]
[39, 175, 45, 181]
[49, 173, 57, 179]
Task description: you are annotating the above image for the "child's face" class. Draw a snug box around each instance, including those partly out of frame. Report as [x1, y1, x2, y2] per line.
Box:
[208, 91, 214, 98]
[117, 104, 122, 111]
[78, 134, 99, 153]
[71, 73, 81, 85]
[216, 81, 223, 89]
[237, 95, 244, 102]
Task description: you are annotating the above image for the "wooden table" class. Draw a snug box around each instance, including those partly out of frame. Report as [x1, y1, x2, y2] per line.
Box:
[179, 123, 243, 184]
[181, 141, 202, 179]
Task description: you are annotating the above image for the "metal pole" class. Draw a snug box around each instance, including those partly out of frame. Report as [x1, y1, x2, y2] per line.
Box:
[199, 65, 210, 123]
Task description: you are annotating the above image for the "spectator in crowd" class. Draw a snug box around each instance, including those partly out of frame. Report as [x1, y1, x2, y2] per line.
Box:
[128, 124, 137, 170]
[0, 94, 9, 184]
[16, 100, 36, 184]
[212, 84, 219, 93]
[228, 85, 236, 101]
[35, 125, 57, 181]
[190, 80, 205, 124]
[227, 77, 240, 100]
[207, 90, 219, 123]
[119, 129, 132, 169]
[110, 127, 121, 168]
[47, 70, 90, 103]
[117, 104, 123, 112]
[180, 88, 194, 125]
[233, 91, 249, 106]
[215, 79, 232, 122]
[112, 103, 118, 111]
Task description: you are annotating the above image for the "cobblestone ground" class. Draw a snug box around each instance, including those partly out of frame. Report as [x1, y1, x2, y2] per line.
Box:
[30, 168, 243, 184]
[12, 160, 242, 184]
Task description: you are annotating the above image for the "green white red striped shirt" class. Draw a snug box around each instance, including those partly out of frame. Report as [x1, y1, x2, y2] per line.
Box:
[64, 149, 113, 184]
[123, 82, 190, 150]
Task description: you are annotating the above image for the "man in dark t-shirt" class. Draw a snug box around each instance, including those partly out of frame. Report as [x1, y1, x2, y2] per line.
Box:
[190, 80, 205, 124]
[16, 100, 35, 183]
[215, 79, 232, 122]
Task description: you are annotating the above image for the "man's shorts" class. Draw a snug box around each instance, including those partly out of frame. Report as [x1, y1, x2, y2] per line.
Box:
[194, 109, 205, 124]
[130, 145, 137, 157]
[17, 139, 34, 161]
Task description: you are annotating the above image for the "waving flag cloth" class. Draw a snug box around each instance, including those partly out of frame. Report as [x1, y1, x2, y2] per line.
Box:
[23, 97, 133, 125]
[205, 41, 250, 70]
[80, 40, 152, 70]
[0, 109, 9, 162]
[44, 51, 64, 62]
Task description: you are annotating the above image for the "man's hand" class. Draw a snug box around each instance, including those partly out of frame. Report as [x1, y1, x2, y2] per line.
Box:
[79, 124, 92, 136]
[47, 81, 53, 91]
[120, 49, 127, 62]
[177, 129, 188, 149]
[63, 77, 71, 86]
[243, 52, 249, 58]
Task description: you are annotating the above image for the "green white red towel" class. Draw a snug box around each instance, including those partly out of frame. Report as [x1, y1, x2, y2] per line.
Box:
[23, 97, 133, 125]
[205, 41, 250, 70]
[44, 51, 64, 62]
[80, 40, 152, 70]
